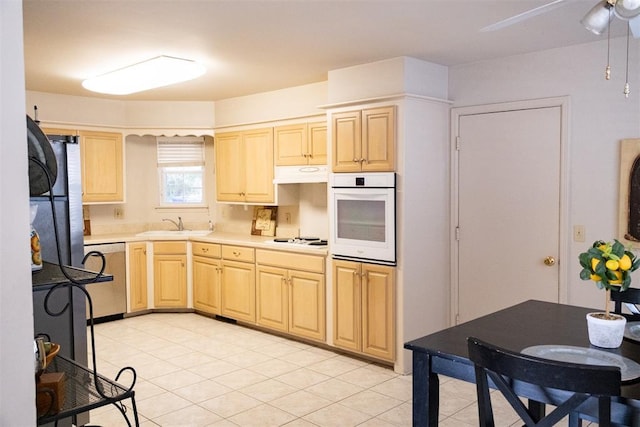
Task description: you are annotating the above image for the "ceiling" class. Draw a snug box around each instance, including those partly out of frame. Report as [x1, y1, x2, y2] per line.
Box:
[22, 0, 630, 102]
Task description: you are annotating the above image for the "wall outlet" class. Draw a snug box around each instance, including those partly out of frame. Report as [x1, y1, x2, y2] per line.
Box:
[574, 225, 585, 242]
[114, 207, 124, 219]
[285, 212, 291, 224]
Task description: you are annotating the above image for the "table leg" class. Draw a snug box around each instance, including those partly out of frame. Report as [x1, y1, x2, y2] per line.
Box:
[413, 352, 439, 426]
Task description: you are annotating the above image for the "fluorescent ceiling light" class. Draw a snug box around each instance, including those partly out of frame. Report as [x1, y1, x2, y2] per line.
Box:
[82, 55, 205, 95]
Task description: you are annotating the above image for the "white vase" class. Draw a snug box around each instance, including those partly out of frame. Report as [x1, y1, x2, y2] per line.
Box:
[586, 312, 626, 348]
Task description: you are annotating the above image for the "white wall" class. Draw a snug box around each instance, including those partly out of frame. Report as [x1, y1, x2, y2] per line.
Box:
[1, 1, 37, 424]
[396, 97, 451, 372]
[328, 56, 448, 104]
[214, 81, 328, 127]
[449, 38, 640, 310]
[26, 91, 215, 134]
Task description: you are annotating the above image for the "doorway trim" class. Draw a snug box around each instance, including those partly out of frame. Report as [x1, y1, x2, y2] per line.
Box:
[449, 96, 571, 325]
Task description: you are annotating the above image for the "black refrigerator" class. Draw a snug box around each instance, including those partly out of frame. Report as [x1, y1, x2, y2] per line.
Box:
[30, 127, 88, 426]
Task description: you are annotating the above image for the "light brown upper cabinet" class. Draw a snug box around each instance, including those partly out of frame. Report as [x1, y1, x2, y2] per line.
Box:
[40, 127, 78, 136]
[79, 130, 124, 203]
[215, 128, 274, 203]
[332, 106, 395, 173]
[274, 122, 327, 166]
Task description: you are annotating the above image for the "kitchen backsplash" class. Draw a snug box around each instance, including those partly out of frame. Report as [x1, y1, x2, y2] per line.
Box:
[85, 182, 328, 238]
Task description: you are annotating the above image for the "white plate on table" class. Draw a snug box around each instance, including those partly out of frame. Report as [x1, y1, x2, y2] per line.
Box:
[625, 321, 640, 341]
[521, 345, 640, 382]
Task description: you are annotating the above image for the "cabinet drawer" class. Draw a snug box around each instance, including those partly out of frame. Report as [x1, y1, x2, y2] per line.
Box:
[153, 241, 187, 254]
[192, 242, 221, 258]
[222, 245, 255, 262]
[256, 249, 324, 273]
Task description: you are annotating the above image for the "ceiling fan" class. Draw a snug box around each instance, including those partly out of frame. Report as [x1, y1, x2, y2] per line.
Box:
[481, 0, 640, 38]
[482, 0, 640, 96]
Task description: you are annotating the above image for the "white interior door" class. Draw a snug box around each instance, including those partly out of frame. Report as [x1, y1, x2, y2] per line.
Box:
[454, 103, 566, 324]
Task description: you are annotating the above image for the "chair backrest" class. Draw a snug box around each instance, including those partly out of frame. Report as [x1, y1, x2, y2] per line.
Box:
[610, 287, 640, 314]
[467, 337, 621, 427]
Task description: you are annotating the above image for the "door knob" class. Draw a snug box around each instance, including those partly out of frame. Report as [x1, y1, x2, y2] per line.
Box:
[543, 256, 556, 266]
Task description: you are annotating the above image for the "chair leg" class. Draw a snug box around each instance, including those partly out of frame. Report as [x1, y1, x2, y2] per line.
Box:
[527, 400, 545, 422]
[568, 412, 582, 427]
[475, 367, 495, 427]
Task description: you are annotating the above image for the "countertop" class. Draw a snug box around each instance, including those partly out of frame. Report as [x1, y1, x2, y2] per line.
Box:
[83, 231, 329, 255]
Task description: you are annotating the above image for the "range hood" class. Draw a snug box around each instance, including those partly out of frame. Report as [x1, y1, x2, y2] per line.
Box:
[273, 165, 328, 184]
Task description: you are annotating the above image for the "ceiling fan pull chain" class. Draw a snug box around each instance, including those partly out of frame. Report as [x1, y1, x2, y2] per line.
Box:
[625, 23, 631, 97]
[606, 6, 612, 80]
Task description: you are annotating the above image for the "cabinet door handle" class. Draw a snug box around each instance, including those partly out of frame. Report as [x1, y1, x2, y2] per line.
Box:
[353, 158, 359, 163]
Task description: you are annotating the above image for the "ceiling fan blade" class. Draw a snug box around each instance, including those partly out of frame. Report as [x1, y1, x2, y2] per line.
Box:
[630, 15, 640, 37]
[480, 0, 568, 32]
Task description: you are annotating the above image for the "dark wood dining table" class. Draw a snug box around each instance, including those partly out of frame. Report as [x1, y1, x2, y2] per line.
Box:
[404, 300, 640, 426]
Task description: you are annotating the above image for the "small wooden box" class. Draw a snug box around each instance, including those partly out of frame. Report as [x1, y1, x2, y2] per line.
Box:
[36, 372, 66, 417]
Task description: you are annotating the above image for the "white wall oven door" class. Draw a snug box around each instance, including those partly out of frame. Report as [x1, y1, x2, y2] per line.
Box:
[330, 173, 396, 265]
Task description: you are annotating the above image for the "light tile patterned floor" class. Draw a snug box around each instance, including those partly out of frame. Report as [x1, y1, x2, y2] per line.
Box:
[87, 313, 594, 426]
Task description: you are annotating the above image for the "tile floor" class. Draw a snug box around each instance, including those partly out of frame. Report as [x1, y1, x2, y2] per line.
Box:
[87, 313, 593, 426]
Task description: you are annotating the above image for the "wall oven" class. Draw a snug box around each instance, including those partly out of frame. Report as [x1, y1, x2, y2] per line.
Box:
[329, 172, 396, 265]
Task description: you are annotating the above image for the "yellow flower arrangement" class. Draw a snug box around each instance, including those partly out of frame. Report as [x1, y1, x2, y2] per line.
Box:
[579, 239, 640, 317]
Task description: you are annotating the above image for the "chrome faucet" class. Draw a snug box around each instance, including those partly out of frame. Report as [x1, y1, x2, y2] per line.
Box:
[162, 216, 184, 231]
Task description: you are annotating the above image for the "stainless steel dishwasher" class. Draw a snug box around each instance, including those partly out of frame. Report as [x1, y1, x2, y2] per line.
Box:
[83, 242, 127, 320]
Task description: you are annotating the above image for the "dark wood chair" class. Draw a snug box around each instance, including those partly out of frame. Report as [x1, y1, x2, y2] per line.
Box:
[467, 337, 621, 427]
[611, 287, 640, 315]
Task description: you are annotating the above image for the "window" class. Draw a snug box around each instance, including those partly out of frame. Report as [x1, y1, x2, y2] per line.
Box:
[157, 137, 205, 206]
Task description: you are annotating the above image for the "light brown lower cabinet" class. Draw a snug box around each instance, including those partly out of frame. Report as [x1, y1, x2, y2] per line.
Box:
[256, 249, 326, 342]
[153, 241, 187, 308]
[192, 242, 222, 315]
[220, 245, 256, 322]
[128, 241, 330, 347]
[333, 259, 395, 361]
[128, 242, 148, 312]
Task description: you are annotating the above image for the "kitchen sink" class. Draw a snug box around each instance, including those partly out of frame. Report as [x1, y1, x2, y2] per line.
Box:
[135, 230, 211, 237]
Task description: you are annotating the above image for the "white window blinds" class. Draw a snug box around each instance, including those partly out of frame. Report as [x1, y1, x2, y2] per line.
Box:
[157, 137, 204, 166]
[156, 137, 205, 206]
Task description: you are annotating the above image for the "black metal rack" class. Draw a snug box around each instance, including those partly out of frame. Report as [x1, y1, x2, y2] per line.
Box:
[33, 262, 139, 426]
[37, 355, 138, 425]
